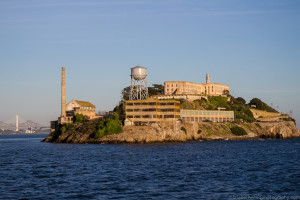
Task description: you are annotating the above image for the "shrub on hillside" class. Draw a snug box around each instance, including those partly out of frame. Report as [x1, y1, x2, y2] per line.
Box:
[95, 114, 123, 138]
[230, 126, 247, 136]
[181, 127, 187, 134]
[74, 113, 86, 123]
[249, 98, 278, 113]
[208, 96, 230, 109]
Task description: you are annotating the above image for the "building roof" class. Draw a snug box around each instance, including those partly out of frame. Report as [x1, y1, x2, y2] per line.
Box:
[73, 100, 95, 108]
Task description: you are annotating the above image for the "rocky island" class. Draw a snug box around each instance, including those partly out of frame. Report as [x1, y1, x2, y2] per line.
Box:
[43, 120, 299, 144]
[44, 67, 299, 144]
[43, 97, 299, 144]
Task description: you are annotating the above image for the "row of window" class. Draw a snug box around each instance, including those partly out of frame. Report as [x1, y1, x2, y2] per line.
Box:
[182, 117, 234, 122]
[80, 106, 94, 110]
[166, 84, 178, 87]
[127, 115, 180, 119]
[181, 110, 234, 116]
[126, 108, 180, 112]
[126, 102, 179, 106]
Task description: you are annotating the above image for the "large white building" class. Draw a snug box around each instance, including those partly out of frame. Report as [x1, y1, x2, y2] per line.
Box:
[164, 74, 229, 96]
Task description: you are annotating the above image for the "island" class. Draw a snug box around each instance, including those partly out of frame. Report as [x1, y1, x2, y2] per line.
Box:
[43, 67, 299, 144]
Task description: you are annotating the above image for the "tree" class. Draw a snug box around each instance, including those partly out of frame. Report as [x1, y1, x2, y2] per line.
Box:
[74, 113, 86, 123]
[121, 84, 164, 100]
[249, 98, 278, 113]
[223, 90, 229, 96]
[148, 84, 164, 96]
[121, 87, 130, 101]
[235, 97, 246, 105]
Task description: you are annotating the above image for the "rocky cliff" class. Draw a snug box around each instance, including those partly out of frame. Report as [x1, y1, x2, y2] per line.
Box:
[43, 121, 300, 144]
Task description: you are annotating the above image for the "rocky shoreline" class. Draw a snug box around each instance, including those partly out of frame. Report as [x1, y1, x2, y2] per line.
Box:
[43, 121, 300, 144]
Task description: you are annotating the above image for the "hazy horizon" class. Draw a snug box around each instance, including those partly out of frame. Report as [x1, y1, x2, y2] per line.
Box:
[1, 0, 299, 128]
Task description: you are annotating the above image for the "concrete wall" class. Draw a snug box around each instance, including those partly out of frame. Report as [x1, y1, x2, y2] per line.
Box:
[250, 109, 288, 122]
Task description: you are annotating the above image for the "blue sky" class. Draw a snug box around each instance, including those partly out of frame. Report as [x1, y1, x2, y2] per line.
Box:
[0, 0, 299, 127]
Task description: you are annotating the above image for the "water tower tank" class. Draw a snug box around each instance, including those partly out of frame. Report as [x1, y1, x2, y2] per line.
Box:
[131, 66, 147, 80]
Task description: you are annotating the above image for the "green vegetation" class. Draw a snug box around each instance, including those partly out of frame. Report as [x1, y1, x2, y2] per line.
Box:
[113, 102, 125, 117]
[119, 83, 284, 124]
[249, 98, 278, 113]
[234, 108, 255, 123]
[206, 130, 214, 136]
[95, 114, 123, 138]
[230, 126, 247, 136]
[181, 127, 187, 134]
[148, 84, 164, 96]
[197, 129, 202, 134]
[180, 96, 280, 123]
[208, 96, 230, 110]
[121, 84, 164, 100]
[255, 123, 262, 129]
[50, 113, 123, 142]
[74, 113, 86, 123]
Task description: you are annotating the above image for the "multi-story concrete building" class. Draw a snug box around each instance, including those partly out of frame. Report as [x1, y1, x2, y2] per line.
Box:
[181, 110, 234, 122]
[125, 98, 180, 125]
[164, 74, 229, 96]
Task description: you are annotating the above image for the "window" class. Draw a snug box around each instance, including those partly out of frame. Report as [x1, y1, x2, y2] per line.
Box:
[167, 102, 175, 105]
[142, 108, 156, 112]
[164, 115, 175, 118]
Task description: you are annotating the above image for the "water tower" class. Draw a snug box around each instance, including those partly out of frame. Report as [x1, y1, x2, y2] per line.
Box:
[129, 66, 149, 100]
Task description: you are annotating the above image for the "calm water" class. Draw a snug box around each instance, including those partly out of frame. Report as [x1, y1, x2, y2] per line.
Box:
[0, 134, 299, 200]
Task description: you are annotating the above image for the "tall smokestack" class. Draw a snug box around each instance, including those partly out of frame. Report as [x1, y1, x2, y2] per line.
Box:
[16, 114, 19, 132]
[61, 67, 66, 117]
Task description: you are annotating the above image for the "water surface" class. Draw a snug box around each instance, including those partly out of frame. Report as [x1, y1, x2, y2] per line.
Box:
[0, 134, 299, 199]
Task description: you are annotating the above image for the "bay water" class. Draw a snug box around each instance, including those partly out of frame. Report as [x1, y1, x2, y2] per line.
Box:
[0, 134, 299, 199]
